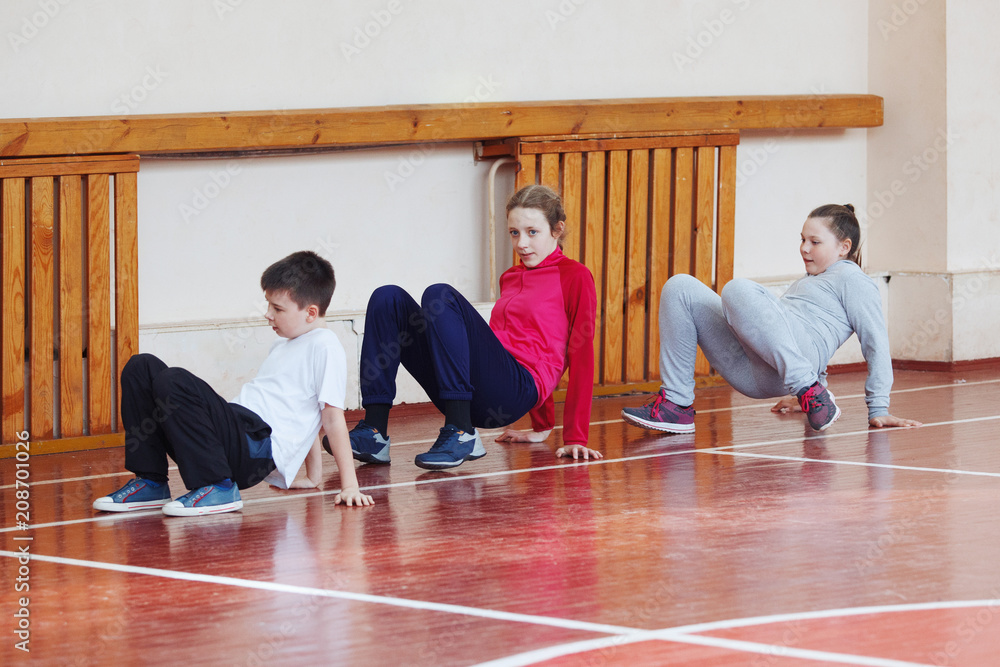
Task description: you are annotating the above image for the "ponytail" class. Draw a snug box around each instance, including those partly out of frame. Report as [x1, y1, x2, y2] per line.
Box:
[809, 203, 862, 266]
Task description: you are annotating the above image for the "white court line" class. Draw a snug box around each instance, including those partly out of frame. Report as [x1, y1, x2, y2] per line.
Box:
[650, 598, 1000, 635]
[706, 450, 1000, 478]
[0, 455, 695, 534]
[0, 468, 165, 491]
[0, 466, 179, 491]
[0, 550, 635, 637]
[712, 413, 1000, 451]
[0, 399, 952, 492]
[584, 377, 1000, 428]
[473, 632, 935, 667]
[473, 599, 1000, 667]
[473, 633, 936, 667]
[4, 548, 986, 667]
[4, 414, 1000, 535]
[5, 377, 996, 492]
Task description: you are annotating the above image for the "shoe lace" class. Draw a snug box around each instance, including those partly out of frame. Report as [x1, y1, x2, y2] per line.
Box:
[800, 388, 824, 414]
[648, 392, 667, 413]
[428, 426, 459, 452]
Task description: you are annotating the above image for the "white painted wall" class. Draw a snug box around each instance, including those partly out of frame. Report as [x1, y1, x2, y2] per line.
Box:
[3, 0, 870, 289]
[27, 1, 1000, 402]
[945, 3, 1000, 361]
[137, 146, 496, 323]
[866, 0, 948, 274]
[864, 0, 1000, 363]
[945, 4, 1000, 274]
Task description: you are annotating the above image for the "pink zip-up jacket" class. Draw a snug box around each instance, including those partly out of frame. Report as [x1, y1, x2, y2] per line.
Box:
[489, 247, 597, 447]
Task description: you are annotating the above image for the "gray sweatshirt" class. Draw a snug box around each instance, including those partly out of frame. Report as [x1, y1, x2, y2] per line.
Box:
[781, 260, 892, 418]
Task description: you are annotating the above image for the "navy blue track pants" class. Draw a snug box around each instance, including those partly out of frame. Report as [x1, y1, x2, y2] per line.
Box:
[359, 284, 538, 429]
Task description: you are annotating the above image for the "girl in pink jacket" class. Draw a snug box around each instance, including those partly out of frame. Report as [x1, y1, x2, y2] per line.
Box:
[346, 185, 600, 470]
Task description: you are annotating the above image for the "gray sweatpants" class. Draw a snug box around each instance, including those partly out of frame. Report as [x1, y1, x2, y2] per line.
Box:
[659, 274, 822, 407]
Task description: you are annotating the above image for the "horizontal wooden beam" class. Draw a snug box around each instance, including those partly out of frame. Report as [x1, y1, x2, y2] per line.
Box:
[0, 95, 882, 158]
[518, 132, 740, 155]
[0, 154, 139, 178]
[0, 432, 124, 459]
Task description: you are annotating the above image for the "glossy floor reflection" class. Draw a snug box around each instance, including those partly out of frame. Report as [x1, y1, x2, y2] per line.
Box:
[2, 369, 999, 666]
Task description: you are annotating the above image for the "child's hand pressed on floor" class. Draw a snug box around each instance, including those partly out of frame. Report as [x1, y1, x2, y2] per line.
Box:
[555, 444, 603, 460]
[335, 486, 374, 506]
[869, 414, 922, 428]
[771, 395, 800, 413]
[496, 428, 551, 443]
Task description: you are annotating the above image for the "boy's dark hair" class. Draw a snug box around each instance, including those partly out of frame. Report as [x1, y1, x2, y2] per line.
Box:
[260, 251, 336, 316]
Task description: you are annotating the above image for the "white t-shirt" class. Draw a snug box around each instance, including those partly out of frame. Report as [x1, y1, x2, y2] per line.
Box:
[232, 327, 347, 489]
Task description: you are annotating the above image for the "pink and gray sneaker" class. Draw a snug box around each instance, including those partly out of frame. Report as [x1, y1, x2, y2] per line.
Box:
[797, 382, 841, 431]
[621, 388, 695, 434]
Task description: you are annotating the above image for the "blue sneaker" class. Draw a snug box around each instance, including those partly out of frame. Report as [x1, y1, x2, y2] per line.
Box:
[346, 420, 391, 464]
[161, 481, 242, 517]
[414, 425, 485, 470]
[93, 477, 171, 512]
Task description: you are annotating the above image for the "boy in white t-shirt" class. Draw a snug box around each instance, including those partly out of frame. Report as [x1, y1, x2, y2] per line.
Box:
[93, 251, 373, 516]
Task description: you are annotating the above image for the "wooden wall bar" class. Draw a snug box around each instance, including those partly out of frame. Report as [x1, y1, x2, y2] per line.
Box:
[0, 95, 882, 454]
[0, 155, 139, 453]
[0, 95, 882, 157]
[515, 132, 739, 395]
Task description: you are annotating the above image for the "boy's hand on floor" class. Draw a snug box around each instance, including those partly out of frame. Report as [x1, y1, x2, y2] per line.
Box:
[334, 487, 374, 506]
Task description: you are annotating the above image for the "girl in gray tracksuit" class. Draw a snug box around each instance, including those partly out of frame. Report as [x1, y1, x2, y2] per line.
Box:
[623, 204, 922, 434]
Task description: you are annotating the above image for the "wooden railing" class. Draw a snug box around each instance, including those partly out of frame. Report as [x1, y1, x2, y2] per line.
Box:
[0, 95, 882, 455]
[0, 155, 138, 455]
[0, 95, 881, 157]
[506, 131, 737, 394]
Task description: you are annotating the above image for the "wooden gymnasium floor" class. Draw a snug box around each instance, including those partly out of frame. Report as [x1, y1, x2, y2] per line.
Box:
[3, 368, 1000, 666]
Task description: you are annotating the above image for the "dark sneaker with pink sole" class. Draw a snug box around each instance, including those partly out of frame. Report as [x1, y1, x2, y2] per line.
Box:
[797, 382, 841, 431]
[621, 389, 695, 434]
